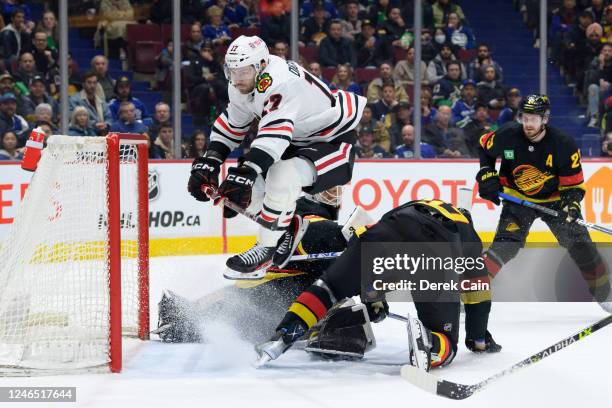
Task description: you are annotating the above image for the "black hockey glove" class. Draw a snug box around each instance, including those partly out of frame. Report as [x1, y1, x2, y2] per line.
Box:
[188, 156, 221, 202]
[476, 167, 502, 205]
[216, 165, 258, 219]
[465, 330, 502, 353]
[560, 191, 583, 223]
[365, 300, 389, 323]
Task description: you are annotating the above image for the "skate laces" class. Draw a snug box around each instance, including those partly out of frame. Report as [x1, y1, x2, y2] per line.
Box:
[276, 217, 296, 255]
[238, 244, 271, 264]
[277, 232, 291, 254]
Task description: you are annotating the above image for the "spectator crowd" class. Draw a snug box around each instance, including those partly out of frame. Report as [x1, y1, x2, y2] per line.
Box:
[0, 0, 609, 160]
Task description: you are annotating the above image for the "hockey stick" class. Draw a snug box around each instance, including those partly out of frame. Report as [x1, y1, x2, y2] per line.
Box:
[499, 192, 612, 235]
[401, 313, 612, 400]
[388, 312, 408, 323]
[207, 188, 284, 231]
[287, 251, 343, 261]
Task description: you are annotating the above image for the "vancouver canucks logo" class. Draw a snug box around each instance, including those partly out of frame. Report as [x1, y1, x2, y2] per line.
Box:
[512, 164, 554, 195]
[256, 73, 272, 93]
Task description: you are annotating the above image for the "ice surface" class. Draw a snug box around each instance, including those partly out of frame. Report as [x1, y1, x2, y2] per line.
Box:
[0, 254, 609, 408]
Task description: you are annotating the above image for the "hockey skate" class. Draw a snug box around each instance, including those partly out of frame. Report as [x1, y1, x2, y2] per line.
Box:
[224, 244, 275, 280]
[406, 313, 433, 371]
[273, 215, 310, 268]
[598, 291, 612, 314]
[254, 322, 307, 367]
[593, 283, 612, 314]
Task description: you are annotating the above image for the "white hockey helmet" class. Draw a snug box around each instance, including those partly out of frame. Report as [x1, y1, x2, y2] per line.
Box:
[224, 35, 270, 82]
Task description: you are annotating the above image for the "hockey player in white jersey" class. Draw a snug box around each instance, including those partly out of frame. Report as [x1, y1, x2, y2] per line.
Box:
[188, 35, 366, 278]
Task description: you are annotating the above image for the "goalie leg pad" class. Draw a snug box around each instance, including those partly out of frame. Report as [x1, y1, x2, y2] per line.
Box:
[304, 298, 376, 360]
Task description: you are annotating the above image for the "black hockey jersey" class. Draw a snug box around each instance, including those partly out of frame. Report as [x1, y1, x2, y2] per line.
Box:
[479, 122, 585, 202]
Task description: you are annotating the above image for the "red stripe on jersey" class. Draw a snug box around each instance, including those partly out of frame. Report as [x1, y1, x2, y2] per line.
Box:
[559, 172, 584, 186]
[259, 212, 277, 222]
[484, 254, 502, 278]
[315, 143, 350, 171]
[581, 259, 607, 280]
[217, 117, 249, 137]
[296, 292, 328, 319]
[259, 126, 294, 132]
[344, 91, 353, 117]
[318, 127, 334, 137]
[500, 176, 510, 187]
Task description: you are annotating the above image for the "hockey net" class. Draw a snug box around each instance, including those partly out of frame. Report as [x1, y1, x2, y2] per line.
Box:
[0, 134, 149, 374]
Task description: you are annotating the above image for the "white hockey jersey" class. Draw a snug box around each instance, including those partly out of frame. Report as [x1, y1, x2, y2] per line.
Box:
[210, 55, 366, 169]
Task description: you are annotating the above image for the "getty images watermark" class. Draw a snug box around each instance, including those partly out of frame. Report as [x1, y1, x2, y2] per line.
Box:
[360, 242, 489, 303]
[0, 387, 76, 402]
[360, 241, 611, 302]
[370, 252, 488, 292]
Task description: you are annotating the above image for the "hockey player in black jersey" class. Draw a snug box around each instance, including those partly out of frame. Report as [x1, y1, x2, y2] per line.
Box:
[255, 199, 500, 371]
[475, 94, 611, 312]
[152, 194, 352, 344]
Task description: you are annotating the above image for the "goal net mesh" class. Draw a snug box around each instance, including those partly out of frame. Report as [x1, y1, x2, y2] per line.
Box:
[0, 135, 143, 373]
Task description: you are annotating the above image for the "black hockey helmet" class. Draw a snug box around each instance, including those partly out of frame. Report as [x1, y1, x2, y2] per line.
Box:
[518, 94, 551, 116]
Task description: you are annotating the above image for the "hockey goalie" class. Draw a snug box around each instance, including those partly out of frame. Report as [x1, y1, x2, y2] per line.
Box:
[153, 193, 351, 344]
[187, 35, 366, 279]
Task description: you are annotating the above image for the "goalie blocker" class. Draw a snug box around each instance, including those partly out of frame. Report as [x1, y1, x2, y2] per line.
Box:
[256, 199, 500, 368]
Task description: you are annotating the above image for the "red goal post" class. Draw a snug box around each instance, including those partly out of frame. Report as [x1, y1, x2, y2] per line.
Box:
[107, 133, 150, 373]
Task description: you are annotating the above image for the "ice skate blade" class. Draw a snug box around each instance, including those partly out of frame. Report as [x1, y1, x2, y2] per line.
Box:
[599, 302, 612, 314]
[253, 352, 273, 368]
[223, 265, 269, 280]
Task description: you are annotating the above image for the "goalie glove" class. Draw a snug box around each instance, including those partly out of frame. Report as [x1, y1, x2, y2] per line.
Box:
[476, 167, 502, 205]
[151, 290, 202, 343]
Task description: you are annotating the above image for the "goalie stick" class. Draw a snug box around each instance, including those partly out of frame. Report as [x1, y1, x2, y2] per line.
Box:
[400, 313, 612, 400]
[499, 192, 612, 235]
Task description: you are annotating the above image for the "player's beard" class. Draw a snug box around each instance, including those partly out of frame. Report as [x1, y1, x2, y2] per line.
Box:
[235, 82, 255, 94]
[524, 126, 546, 143]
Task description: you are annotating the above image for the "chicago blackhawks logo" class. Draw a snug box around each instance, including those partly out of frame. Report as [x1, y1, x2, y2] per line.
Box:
[512, 164, 554, 195]
[256, 73, 272, 93]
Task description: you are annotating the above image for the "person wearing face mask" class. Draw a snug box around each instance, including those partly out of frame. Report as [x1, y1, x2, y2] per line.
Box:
[434, 28, 446, 45]
[476, 94, 612, 313]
